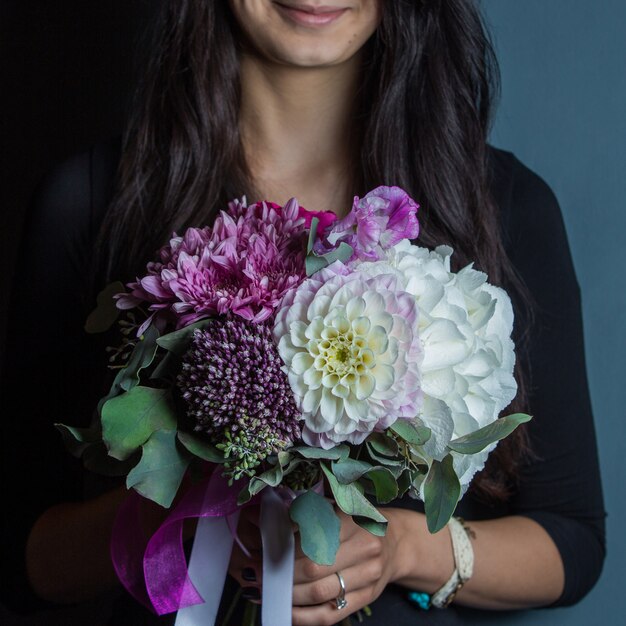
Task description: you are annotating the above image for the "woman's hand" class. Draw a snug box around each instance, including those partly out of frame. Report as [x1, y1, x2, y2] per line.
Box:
[291, 508, 408, 626]
[228, 505, 264, 601]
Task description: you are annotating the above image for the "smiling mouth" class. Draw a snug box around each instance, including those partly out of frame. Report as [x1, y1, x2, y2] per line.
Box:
[273, 2, 350, 27]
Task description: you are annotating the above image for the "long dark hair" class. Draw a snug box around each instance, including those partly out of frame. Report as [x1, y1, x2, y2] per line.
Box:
[98, 0, 531, 501]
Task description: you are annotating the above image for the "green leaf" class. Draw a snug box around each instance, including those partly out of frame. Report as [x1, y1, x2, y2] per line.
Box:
[118, 325, 160, 392]
[305, 216, 354, 276]
[177, 431, 225, 463]
[248, 453, 292, 495]
[367, 433, 399, 457]
[447, 413, 532, 455]
[331, 459, 373, 484]
[321, 464, 387, 523]
[424, 454, 461, 533]
[330, 460, 398, 504]
[389, 420, 431, 446]
[126, 430, 190, 508]
[83, 443, 139, 477]
[290, 490, 341, 566]
[150, 351, 180, 382]
[306, 217, 320, 254]
[156, 320, 213, 356]
[55, 423, 101, 457]
[291, 445, 349, 461]
[354, 517, 388, 537]
[366, 467, 398, 504]
[84, 281, 125, 333]
[237, 483, 253, 506]
[396, 469, 412, 497]
[101, 386, 177, 460]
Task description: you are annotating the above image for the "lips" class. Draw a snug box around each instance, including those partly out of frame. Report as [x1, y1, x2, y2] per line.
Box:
[273, 2, 350, 27]
[275, 2, 348, 14]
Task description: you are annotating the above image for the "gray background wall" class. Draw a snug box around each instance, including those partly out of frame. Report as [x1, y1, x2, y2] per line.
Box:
[481, 0, 625, 623]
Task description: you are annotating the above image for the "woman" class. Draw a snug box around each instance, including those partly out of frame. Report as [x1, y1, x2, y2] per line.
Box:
[1, 1, 605, 624]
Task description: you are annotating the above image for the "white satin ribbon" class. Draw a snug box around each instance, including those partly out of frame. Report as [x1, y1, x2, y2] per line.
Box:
[174, 487, 295, 626]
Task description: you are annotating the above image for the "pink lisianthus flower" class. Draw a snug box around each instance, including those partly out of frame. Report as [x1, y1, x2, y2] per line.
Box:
[327, 186, 420, 262]
[116, 198, 310, 331]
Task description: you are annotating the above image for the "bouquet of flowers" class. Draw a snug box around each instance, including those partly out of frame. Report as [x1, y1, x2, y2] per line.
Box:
[59, 187, 529, 625]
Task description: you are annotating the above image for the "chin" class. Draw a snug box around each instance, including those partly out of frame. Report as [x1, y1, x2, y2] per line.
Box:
[229, 0, 381, 67]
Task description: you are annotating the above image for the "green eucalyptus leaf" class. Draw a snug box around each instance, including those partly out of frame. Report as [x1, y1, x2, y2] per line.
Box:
[424, 454, 461, 534]
[83, 443, 139, 477]
[306, 217, 320, 254]
[321, 464, 387, 523]
[305, 243, 354, 276]
[354, 517, 388, 537]
[389, 420, 431, 446]
[118, 325, 160, 392]
[291, 445, 349, 461]
[305, 254, 329, 276]
[55, 423, 101, 458]
[290, 490, 341, 566]
[396, 469, 412, 497]
[177, 431, 225, 463]
[150, 351, 181, 382]
[305, 216, 354, 275]
[101, 386, 177, 460]
[237, 482, 253, 506]
[249, 455, 289, 491]
[366, 467, 398, 504]
[126, 430, 190, 508]
[330, 459, 373, 484]
[156, 320, 213, 356]
[447, 413, 532, 455]
[84, 281, 125, 333]
[367, 433, 399, 457]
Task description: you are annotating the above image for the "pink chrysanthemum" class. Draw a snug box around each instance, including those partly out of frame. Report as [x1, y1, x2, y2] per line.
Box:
[116, 199, 310, 330]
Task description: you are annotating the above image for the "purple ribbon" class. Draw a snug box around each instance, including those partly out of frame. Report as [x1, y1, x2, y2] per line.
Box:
[111, 471, 316, 625]
[111, 470, 240, 615]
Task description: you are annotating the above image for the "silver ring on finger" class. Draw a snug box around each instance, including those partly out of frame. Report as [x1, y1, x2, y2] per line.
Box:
[334, 571, 348, 610]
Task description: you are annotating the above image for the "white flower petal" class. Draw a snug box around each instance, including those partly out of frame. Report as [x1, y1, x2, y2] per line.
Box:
[291, 352, 314, 375]
[346, 296, 366, 320]
[320, 387, 343, 422]
[371, 363, 395, 391]
[356, 373, 376, 400]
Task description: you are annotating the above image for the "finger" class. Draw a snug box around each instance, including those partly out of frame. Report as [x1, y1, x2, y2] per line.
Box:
[237, 516, 263, 553]
[228, 543, 262, 588]
[292, 584, 376, 626]
[293, 510, 360, 559]
[293, 531, 382, 584]
[293, 559, 382, 607]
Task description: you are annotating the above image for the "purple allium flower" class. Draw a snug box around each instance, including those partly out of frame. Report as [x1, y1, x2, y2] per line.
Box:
[116, 199, 309, 330]
[327, 186, 420, 262]
[177, 316, 301, 455]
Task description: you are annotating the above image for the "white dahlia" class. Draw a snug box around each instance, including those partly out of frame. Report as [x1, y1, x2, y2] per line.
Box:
[273, 262, 423, 449]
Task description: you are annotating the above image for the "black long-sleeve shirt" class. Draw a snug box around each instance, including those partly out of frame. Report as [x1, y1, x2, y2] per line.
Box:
[0, 138, 605, 624]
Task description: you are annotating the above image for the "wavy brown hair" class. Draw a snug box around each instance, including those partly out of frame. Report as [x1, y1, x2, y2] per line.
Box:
[97, 0, 531, 501]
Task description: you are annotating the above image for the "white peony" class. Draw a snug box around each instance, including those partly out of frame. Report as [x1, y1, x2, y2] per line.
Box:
[356, 240, 517, 492]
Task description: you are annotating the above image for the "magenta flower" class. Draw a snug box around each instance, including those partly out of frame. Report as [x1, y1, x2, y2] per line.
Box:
[328, 186, 420, 262]
[116, 199, 310, 330]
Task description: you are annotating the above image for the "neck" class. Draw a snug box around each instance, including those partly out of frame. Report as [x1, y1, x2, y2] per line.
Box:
[239, 52, 362, 214]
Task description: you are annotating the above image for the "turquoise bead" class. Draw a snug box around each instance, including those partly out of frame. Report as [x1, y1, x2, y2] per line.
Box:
[408, 591, 432, 610]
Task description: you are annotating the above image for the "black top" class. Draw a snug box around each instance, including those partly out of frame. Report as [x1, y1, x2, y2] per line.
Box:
[0, 138, 606, 624]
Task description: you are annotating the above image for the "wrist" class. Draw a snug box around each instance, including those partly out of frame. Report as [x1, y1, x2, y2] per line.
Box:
[385, 508, 455, 592]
